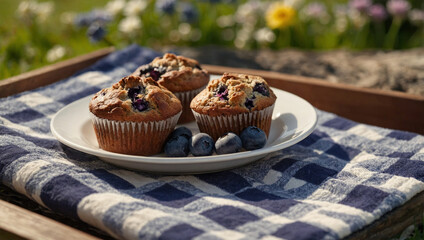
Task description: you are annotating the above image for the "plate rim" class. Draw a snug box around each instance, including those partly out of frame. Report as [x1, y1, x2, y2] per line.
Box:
[50, 87, 317, 165]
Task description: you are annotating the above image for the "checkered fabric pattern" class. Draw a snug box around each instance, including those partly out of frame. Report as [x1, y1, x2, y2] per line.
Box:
[1, 45, 424, 240]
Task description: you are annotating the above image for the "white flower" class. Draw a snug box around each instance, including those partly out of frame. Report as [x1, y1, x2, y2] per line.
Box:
[234, 25, 254, 49]
[16, 1, 38, 19]
[124, 0, 147, 16]
[16, 1, 54, 23]
[237, 25, 254, 42]
[178, 23, 191, 35]
[235, 0, 264, 25]
[46, 45, 66, 62]
[25, 46, 36, 58]
[178, 23, 192, 41]
[284, 0, 304, 9]
[60, 12, 76, 25]
[216, 15, 235, 28]
[300, 2, 330, 24]
[348, 8, 367, 28]
[335, 17, 348, 33]
[334, 4, 349, 33]
[35, 1, 54, 22]
[234, 38, 247, 49]
[254, 27, 276, 44]
[105, 0, 126, 16]
[119, 16, 142, 34]
[409, 9, 424, 25]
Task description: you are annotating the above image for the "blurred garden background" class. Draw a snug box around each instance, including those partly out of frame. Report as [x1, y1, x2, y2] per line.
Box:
[0, 0, 423, 81]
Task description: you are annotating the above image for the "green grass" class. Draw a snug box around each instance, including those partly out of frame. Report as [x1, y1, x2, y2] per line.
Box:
[0, 0, 109, 79]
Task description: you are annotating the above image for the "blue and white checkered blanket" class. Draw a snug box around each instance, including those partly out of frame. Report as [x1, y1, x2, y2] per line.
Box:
[1, 45, 424, 240]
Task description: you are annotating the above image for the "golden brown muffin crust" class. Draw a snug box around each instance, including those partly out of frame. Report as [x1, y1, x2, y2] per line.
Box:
[89, 76, 182, 121]
[190, 73, 276, 116]
[132, 53, 209, 92]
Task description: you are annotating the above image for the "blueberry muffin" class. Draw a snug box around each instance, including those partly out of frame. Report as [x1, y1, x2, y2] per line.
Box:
[89, 75, 182, 156]
[132, 53, 209, 123]
[190, 73, 276, 140]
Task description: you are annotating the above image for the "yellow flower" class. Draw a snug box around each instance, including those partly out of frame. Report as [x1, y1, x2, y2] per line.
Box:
[266, 2, 296, 30]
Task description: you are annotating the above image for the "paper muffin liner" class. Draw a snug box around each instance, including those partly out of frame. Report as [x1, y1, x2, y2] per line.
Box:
[192, 104, 275, 140]
[174, 85, 207, 123]
[91, 111, 181, 156]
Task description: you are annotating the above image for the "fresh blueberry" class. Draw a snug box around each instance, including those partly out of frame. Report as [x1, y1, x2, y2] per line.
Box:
[240, 126, 267, 150]
[138, 65, 167, 81]
[132, 98, 149, 111]
[149, 69, 161, 81]
[216, 85, 229, 100]
[128, 86, 148, 111]
[128, 86, 142, 100]
[164, 135, 189, 157]
[244, 96, 255, 110]
[215, 132, 242, 155]
[170, 127, 192, 140]
[189, 133, 214, 156]
[253, 83, 270, 96]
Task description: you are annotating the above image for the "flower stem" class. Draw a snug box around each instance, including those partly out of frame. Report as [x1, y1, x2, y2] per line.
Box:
[374, 22, 385, 48]
[287, 27, 292, 47]
[353, 21, 369, 49]
[384, 17, 402, 49]
[292, 20, 306, 48]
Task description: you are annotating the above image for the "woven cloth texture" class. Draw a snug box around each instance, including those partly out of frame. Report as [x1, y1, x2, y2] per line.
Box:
[1, 45, 424, 240]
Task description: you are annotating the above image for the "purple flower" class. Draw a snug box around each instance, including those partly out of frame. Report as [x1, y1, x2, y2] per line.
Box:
[368, 4, 388, 22]
[387, 0, 411, 18]
[87, 23, 106, 42]
[349, 0, 372, 13]
[304, 2, 327, 19]
[409, 9, 424, 25]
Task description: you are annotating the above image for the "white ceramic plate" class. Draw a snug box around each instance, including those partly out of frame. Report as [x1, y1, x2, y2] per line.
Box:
[51, 81, 317, 174]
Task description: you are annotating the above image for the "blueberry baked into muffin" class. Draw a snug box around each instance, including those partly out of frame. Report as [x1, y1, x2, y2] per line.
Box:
[89, 75, 182, 156]
[132, 53, 209, 123]
[190, 73, 276, 140]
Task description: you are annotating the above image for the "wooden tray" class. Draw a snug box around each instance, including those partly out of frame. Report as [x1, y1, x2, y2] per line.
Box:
[1, 48, 423, 240]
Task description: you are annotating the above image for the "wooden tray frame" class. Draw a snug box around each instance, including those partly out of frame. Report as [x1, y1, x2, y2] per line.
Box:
[0, 48, 423, 240]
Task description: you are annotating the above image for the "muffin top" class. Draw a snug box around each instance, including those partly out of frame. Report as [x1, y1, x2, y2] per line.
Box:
[132, 53, 209, 92]
[190, 73, 277, 116]
[89, 75, 182, 122]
